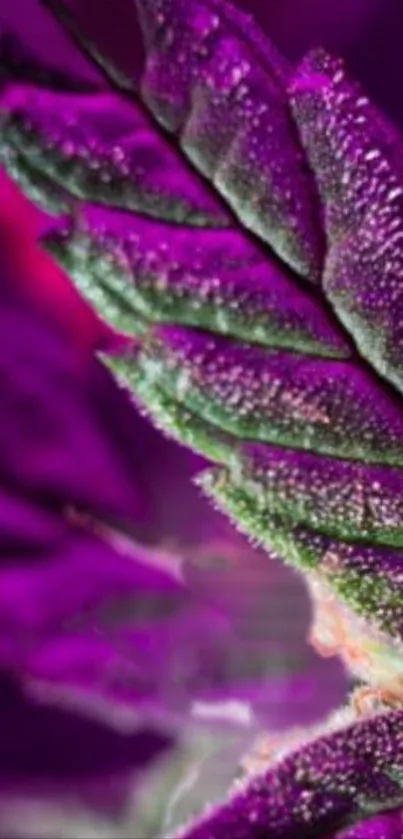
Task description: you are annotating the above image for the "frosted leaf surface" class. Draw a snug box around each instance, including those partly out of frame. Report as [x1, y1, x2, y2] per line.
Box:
[291, 49, 403, 395]
[136, 0, 325, 279]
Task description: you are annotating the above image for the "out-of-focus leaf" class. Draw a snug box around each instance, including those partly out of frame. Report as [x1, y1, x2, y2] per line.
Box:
[0, 299, 142, 529]
[0, 671, 172, 820]
[8, 530, 339, 730]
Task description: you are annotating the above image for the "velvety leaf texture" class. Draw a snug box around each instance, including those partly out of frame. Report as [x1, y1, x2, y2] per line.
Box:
[43, 205, 346, 356]
[290, 49, 403, 396]
[135, 0, 325, 281]
[3, 0, 403, 835]
[0, 84, 228, 225]
[174, 709, 403, 839]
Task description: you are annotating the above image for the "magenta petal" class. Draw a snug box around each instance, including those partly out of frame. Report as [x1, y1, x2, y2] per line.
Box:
[0, 527, 327, 728]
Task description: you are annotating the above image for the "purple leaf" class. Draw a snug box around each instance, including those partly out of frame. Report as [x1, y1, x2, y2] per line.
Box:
[175, 708, 403, 839]
[135, 322, 403, 466]
[0, 84, 228, 225]
[43, 203, 347, 356]
[136, 0, 325, 279]
[7, 4, 403, 714]
[229, 440, 403, 546]
[0, 671, 172, 822]
[290, 48, 403, 394]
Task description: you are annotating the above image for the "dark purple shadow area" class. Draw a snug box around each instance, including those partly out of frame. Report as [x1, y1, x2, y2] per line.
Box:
[0, 0, 99, 81]
[1, 0, 401, 123]
[350, 0, 403, 128]
[62, 0, 145, 84]
[238, 0, 389, 57]
[0, 672, 171, 782]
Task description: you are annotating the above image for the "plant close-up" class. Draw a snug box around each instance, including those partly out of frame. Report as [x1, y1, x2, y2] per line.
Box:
[1, 0, 403, 836]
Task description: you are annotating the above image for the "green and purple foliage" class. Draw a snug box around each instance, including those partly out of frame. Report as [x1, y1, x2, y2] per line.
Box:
[2, 0, 403, 836]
